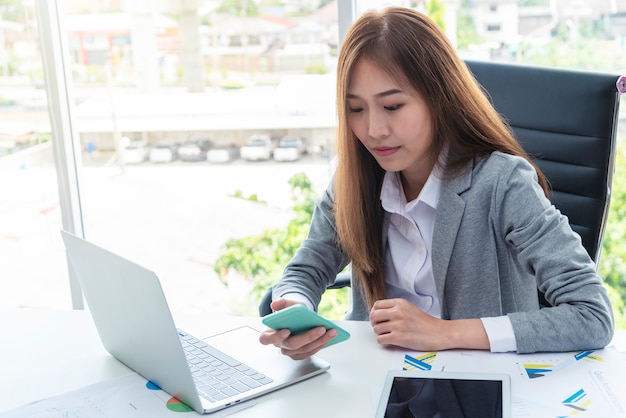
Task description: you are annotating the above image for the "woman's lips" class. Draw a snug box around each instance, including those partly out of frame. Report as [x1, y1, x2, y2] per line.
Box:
[373, 146, 400, 157]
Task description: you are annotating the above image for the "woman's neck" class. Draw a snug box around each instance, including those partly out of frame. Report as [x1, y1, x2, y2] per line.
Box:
[400, 163, 434, 202]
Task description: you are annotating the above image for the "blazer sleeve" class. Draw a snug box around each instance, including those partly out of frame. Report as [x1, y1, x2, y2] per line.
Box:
[272, 179, 351, 310]
[495, 157, 614, 353]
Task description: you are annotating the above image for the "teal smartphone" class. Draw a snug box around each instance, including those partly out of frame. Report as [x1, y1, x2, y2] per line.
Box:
[261, 304, 351, 347]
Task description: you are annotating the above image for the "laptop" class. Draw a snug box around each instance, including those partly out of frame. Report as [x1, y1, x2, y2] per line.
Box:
[375, 369, 511, 418]
[60, 230, 330, 414]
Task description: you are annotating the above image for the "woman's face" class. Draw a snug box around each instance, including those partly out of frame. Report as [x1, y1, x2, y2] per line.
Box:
[346, 58, 434, 186]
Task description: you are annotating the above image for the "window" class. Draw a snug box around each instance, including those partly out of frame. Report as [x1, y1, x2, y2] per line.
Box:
[2, 0, 338, 317]
[2, 1, 625, 327]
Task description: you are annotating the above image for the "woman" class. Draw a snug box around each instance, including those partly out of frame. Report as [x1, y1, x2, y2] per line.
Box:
[259, 7, 613, 360]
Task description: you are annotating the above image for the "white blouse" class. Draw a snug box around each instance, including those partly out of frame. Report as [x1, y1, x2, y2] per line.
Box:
[381, 170, 517, 353]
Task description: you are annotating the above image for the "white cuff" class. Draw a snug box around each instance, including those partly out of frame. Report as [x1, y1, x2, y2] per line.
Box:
[480, 316, 517, 352]
[276, 292, 315, 311]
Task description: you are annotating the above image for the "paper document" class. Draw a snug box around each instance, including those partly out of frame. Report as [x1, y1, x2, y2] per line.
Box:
[0, 373, 254, 418]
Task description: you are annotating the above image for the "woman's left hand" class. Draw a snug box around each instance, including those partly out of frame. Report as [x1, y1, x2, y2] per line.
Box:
[369, 298, 489, 351]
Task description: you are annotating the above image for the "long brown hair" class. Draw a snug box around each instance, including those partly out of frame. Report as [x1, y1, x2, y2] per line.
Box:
[333, 7, 548, 308]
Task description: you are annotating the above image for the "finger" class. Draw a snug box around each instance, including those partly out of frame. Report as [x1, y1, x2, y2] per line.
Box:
[281, 328, 339, 360]
[280, 326, 327, 350]
[269, 298, 301, 312]
[259, 328, 291, 346]
[375, 331, 400, 347]
[371, 298, 399, 310]
[370, 304, 394, 325]
[371, 320, 393, 337]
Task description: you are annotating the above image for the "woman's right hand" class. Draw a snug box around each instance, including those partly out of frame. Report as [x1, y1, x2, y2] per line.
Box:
[258, 298, 338, 360]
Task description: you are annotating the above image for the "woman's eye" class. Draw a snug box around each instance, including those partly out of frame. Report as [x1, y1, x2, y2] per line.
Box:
[348, 107, 363, 113]
[384, 104, 401, 111]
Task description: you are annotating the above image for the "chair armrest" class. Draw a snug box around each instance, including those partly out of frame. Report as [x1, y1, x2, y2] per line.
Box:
[328, 271, 351, 289]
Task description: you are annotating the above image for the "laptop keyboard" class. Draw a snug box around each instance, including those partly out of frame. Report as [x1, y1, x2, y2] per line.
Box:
[178, 329, 274, 403]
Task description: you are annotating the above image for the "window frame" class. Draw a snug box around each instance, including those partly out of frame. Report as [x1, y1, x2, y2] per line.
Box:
[35, 0, 85, 308]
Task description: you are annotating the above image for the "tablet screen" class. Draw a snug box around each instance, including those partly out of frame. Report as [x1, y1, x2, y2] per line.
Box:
[375, 371, 511, 418]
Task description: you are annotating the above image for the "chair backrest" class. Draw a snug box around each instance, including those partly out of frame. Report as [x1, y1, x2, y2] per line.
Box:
[466, 60, 622, 264]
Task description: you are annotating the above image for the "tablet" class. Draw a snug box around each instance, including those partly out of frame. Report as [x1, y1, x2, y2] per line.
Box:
[375, 370, 511, 418]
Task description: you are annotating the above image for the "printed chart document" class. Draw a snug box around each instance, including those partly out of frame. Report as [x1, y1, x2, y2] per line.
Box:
[0, 373, 254, 418]
[394, 347, 626, 417]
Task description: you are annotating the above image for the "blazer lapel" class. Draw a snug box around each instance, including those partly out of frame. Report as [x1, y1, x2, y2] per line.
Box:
[432, 161, 473, 316]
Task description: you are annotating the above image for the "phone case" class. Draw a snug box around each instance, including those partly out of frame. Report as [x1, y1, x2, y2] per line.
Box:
[262, 304, 350, 347]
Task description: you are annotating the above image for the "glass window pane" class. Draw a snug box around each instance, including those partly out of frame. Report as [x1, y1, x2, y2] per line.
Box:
[63, 1, 337, 317]
[0, 1, 70, 309]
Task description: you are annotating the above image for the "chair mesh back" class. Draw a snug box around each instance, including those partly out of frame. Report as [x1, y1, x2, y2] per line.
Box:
[466, 60, 621, 263]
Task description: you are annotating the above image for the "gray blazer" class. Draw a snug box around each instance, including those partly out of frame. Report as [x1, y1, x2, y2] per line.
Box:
[273, 152, 614, 353]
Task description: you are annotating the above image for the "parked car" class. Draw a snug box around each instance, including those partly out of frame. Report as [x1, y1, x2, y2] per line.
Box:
[148, 140, 179, 163]
[240, 135, 276, 161]
[178, 138, 214, 162]
[273, 136, 307, 162]
[121, 139, 148, 164]
[207, 143, 240, 163]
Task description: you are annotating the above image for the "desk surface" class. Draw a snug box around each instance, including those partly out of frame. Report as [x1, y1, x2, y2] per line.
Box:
[0, 308, 394, 417]
[1, 308, 626, 417]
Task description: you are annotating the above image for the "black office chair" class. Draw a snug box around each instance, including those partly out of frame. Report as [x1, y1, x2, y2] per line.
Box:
[467, 60, 622, 264]
[259, 61, 623, 317]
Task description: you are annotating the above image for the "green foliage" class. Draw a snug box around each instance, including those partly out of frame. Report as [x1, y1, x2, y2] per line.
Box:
[217, 0, 259, 16]
[606, 284, 626, 331]
[37, 133, 51, 144]
[519, 28, 626, 74]
[231, 189, 266, 204]
[456, 1, 484, 50]
[517, 0, 549, 5]
[425, 0, 446, 31]
[0, 0, 23, 21]
[305, 63, 328, 75]
[599, 139, 626, 330]
[214, 173, 349, 318]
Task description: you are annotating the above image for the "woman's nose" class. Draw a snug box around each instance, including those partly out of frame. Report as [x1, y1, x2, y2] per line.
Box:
[368, 112, 390, 139]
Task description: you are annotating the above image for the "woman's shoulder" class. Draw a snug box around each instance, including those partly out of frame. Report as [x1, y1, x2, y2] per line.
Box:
[474, 151, 536, 180]
[446, 151, 539, 195]
[482, 151, 531, 168]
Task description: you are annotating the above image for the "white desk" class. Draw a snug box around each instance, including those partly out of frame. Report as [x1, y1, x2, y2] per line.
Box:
[0, 308, 394, 417]
[1, 308, 626, 417]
